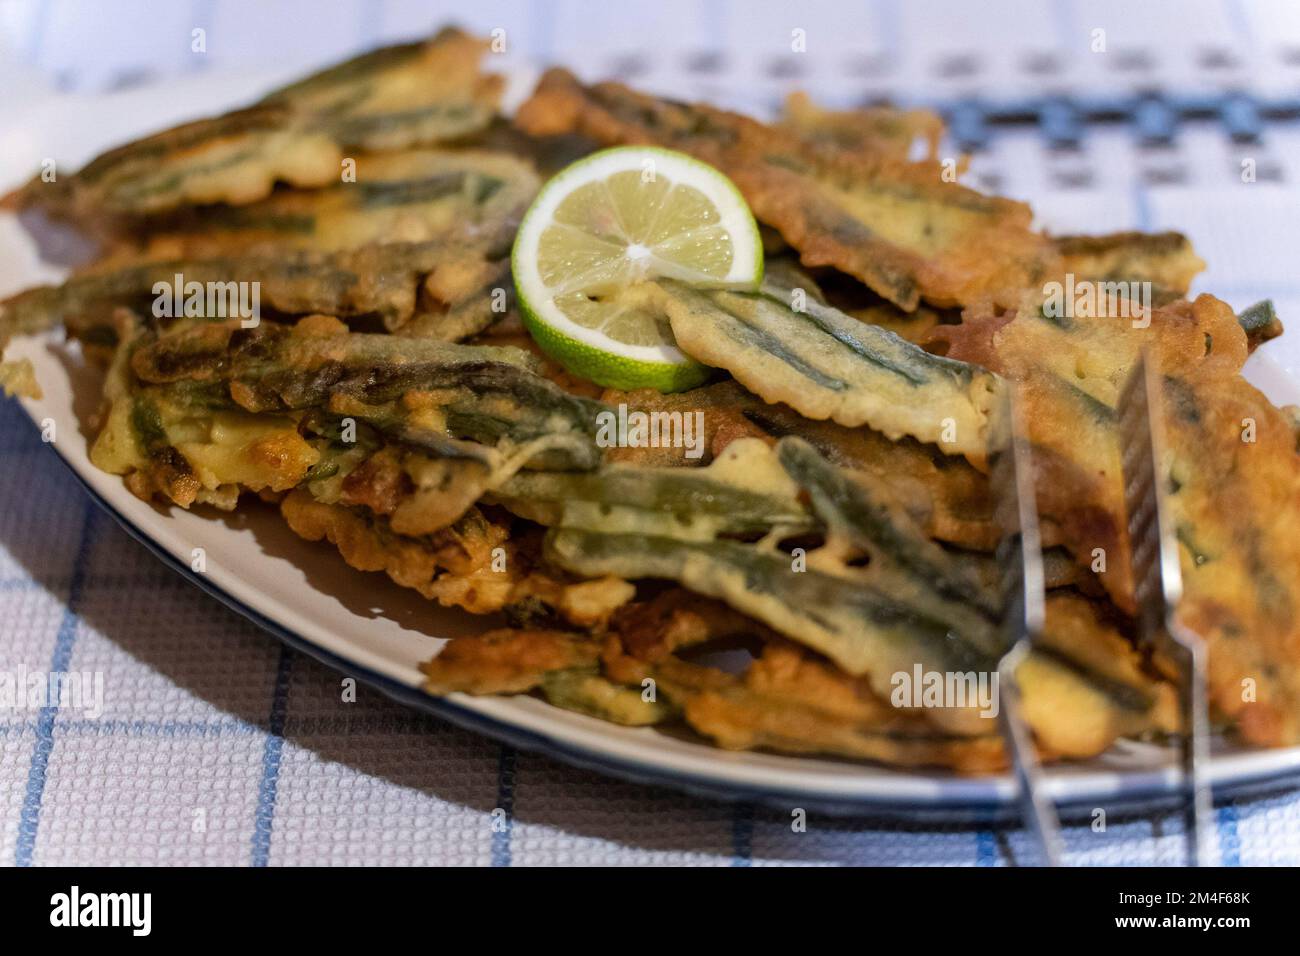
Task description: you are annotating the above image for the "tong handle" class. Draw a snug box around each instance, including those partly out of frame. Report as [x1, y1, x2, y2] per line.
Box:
[1117, 352, 1216, 867]
[991, 385, 1062, 866]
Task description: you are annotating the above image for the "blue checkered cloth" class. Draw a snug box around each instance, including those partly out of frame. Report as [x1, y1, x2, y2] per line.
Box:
[4, 0, 1300, 866]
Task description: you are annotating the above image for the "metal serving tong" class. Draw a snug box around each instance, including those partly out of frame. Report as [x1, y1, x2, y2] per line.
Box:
[1117, 351, 1216, 867]
[989, 358, 1216, 867]
[989, 386, 1063, 866]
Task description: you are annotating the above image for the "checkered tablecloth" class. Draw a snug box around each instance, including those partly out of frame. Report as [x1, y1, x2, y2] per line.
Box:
[3, 0, 1300, 866]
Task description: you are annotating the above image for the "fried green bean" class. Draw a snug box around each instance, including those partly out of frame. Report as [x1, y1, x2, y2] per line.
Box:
[1052, 231, 1205, 306]
[13, 28, 504, 219]
[547, 526, 1174, 746]
[126, 149, 538, 259]
[0, 235, 508, 337]
[546, 525, 999, 734]
[129, 319, 606, 469]
[541, 669, 676, 725]
[647, 277, 998, 455]
[491, 437, 815, 538]
[777, 437, 998, 623]
[1237, 299, 1283, 351]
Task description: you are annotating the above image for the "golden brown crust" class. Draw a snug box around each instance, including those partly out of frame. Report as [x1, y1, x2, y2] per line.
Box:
[280, 487, 517, 613]
[420, 628, 601, 695]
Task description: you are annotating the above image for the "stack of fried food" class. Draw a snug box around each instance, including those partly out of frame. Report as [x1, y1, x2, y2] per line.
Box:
[3, 28, 1298, 772]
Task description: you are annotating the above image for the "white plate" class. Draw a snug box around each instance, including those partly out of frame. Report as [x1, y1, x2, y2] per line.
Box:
[5, 66, 1300, 818]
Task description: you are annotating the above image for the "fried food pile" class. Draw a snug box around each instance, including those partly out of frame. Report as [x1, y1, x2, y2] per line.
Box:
[4, 28, 1298, 771]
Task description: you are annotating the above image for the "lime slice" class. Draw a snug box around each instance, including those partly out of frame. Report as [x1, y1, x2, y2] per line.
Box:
[512, 146, 763, 392]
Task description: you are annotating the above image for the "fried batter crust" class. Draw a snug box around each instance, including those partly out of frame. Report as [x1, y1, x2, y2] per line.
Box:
[281, 488, 633, 625]
[280, 488, 516, 612]
[420, 628, 601, 695]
